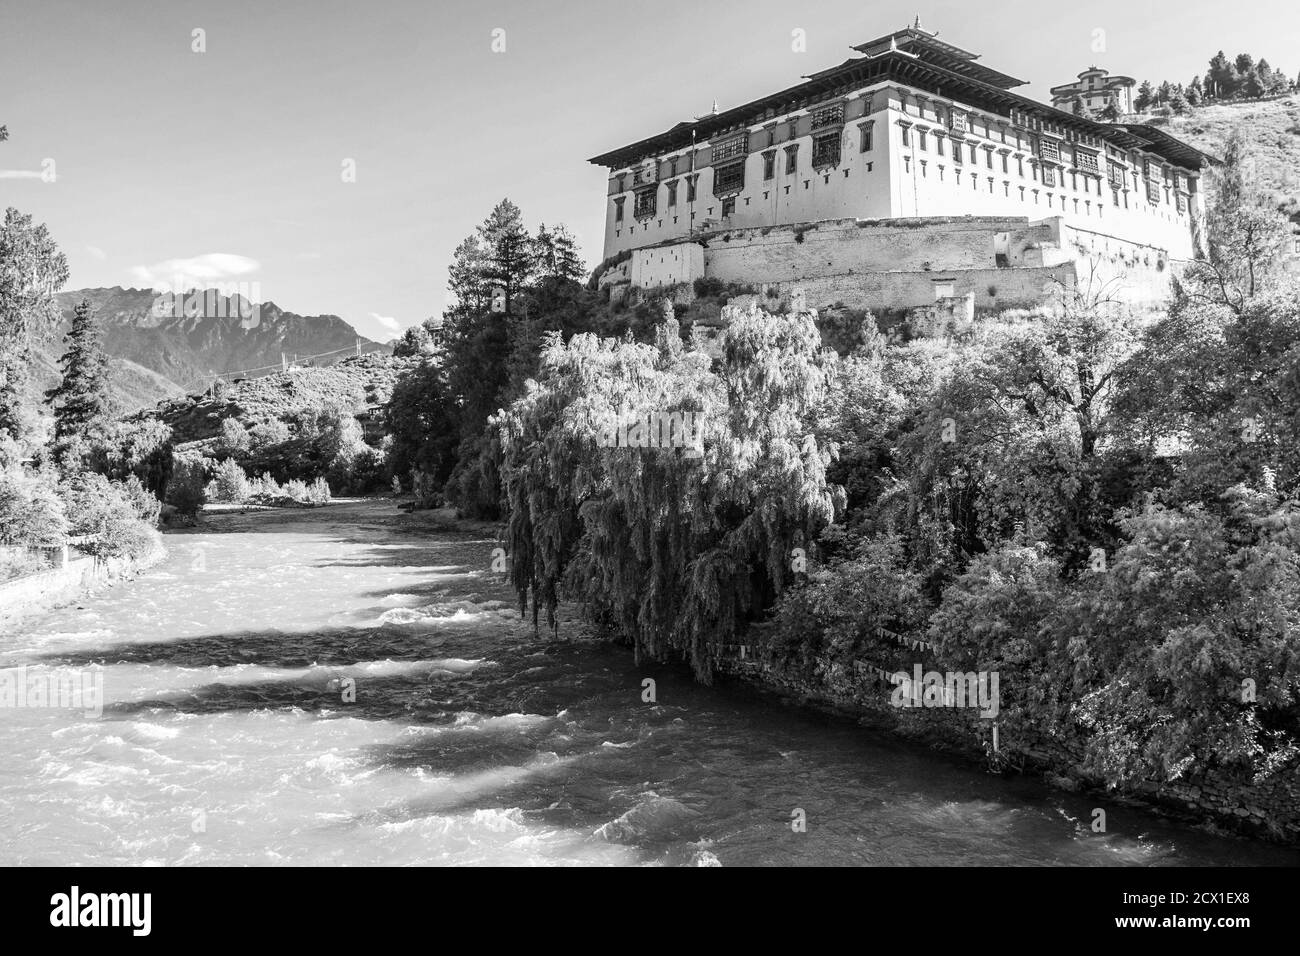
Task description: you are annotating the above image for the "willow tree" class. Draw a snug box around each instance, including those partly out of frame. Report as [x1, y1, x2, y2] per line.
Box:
[0, 207, 70, 439]
[497, 302, 842, 682]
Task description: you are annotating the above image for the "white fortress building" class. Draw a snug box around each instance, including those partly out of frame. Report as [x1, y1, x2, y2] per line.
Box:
[588, 23, 1214, 316]
[1050, 67, 1137, 115]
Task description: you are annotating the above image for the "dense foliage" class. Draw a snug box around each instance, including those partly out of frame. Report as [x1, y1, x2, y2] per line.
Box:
[391, 138, 1300, 793]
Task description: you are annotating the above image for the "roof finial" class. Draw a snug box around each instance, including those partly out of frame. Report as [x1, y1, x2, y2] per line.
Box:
[913, 14, 923, 30]
[710, 99, 719, 115]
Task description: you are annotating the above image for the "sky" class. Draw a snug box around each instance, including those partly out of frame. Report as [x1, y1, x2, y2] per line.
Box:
[2, 0, 1297, 342]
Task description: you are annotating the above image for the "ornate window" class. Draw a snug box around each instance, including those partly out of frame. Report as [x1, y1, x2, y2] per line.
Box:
[784, 144, 799, 174]
[711, 137, 746, 164]
[1075, 148, 1099, 173]
[1039, 138, 1060, 163]
[949, 110, 967, 133]
[810, 103, 844, 130]
[1041, 166, 1057, 188]
[1107, 162, 1126, 188]
[633, 187, 657, 219]
[762, 151, 776, 180]
[712, 159, 745, 195]
[812, 131, 842, 167]
[1146, 180, 1162, 203]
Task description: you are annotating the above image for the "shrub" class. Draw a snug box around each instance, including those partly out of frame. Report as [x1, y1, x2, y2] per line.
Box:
[0, 463, 68, 546]
[248, 419, 291, 451]
[119, 474, 162, 526]
[304, 476, 331, 505]
[206, 458, 249, 503]
[0, 549, 50, 582]
[61, 472, 161, 560]
[166, 454, 208, 517]
[218, 418, 251, 455]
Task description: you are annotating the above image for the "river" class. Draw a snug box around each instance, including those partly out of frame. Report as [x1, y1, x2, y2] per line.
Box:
[2, 499, 1296, 866]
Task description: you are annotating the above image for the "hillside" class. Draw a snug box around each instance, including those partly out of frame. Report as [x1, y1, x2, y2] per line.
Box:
[40, 286, 389, 414]
[145, 349, 422, 445]
[26, 345, 185, 416]
[1141, 96, 1300, 225]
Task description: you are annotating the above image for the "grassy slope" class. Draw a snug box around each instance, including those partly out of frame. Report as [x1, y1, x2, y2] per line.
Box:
[1144, 96, 1300, 225]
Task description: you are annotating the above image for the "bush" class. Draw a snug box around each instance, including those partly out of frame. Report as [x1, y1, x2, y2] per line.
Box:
[0, 549, 50, 582]
[61, 472, 161, 559]
[0, 463, 68, 546]
[119, 474, 162, 526]
[218, 418, 251, 455]
[304, 476, 331, 504]
[166, 454, 208, 517]
[206, 457, 249, 503]
[248, 418, 291, 451]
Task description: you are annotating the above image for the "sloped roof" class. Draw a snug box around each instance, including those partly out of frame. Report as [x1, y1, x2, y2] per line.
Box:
[589, 37, 1212, 172]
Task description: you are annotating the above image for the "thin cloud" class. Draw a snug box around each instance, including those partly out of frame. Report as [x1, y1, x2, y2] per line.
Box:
[368, 312, 402, 334]
[85, 245, 107, 260]
[130, 253, 260, 291]
[0, 169, 43, 179]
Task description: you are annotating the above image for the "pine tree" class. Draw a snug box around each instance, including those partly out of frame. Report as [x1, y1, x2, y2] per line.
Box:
[1134, 80, 1155, 112]
[1099, 100, 1121, 122]
[1071, 95, 1095, 120]
[533, 223, 585, 284]
[47, 299, 112, 445]
[1169, 89, 1190, 115]
[1186, 77, 1203, 106]
[477, 199, 535, 317]
[1206, 51, 1234, 98]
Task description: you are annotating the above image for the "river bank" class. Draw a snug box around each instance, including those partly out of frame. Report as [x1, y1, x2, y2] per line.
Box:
[392, 504, 1300, 850]
[3, 498, 1296, 865]
[0, 540, 165, 632]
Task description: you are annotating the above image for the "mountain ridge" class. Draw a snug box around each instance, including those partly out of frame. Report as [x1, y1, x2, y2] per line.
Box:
[37, 286, 391, 414]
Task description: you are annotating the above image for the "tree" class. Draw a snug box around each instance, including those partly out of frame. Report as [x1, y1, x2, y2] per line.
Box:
[391, 323, 434, 358]
[1234, 52, 1256, 79]
[0, 208, 70, 439]
[1185, 78, 1203, 107]
[1169, 89, 1190, 115]
[497, 306, 841, 678]
[1206, 51, 1234, 99]
[478, 199, 535, 318]
[1134, 80, 1155, 112]
[1071, 95, 1095, 120]
[1099, 99, 1121, 122]
[533, 223, 585, 284]
[47, 299, 112, 450]
[1183, 129, 1292, 310]
[1243, 68, 1265, 99]
[1156, 80, 1173, 106]
[384, 358, 457, 502]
